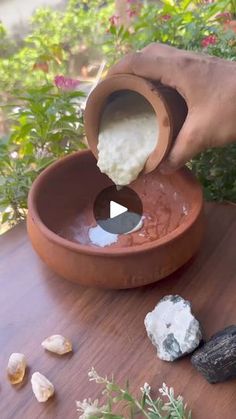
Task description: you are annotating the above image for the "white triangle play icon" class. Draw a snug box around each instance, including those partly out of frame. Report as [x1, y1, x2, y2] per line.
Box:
[110, 200, 127, 219]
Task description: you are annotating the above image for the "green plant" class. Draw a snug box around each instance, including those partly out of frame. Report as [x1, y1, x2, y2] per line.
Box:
[0, 0, 114, 95]
[104, 0, 236, 61]
[227, 0, 236, 17]
[76, 368, 191, 419]
[0, 81, 85, 225]
[189, 144, 236, 202]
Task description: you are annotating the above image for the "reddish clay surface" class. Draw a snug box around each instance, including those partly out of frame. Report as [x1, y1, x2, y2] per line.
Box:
[61, 170, 190, 248]
[27, 150, 204, 289]
[84, 74, 187, 175]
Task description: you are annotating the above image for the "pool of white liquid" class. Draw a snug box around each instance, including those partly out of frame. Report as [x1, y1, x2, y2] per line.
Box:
[88, 216, 145, 247]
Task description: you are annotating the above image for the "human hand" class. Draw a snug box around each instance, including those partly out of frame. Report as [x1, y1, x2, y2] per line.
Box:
[108, 43, 236, 172]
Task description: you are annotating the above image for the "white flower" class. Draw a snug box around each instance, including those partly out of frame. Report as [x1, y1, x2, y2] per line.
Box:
[159, 382, 168, 395]
[140, 382, 151, 394]
[76, 398, 105, 418]
[88, 367, 98, 381]
[88, 367, 106, 384]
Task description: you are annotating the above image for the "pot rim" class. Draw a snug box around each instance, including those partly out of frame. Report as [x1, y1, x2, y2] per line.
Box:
[84, 74, 173, 174]
[28, 150, 203, 257]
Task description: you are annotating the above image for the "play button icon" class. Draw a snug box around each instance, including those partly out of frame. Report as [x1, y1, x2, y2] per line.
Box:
[93, 186, 143, 234]
[110, 201, 127, 218]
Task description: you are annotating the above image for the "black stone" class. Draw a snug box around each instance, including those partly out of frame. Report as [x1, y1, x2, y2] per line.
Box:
[191, 325, 236, 383]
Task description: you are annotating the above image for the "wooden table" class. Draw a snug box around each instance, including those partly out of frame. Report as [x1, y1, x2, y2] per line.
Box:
[1, 203, 236, 419]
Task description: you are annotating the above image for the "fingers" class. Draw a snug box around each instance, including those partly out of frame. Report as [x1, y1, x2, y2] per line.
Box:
[108, 43, 188, 96]
[107, 43, 212, 172]
[159, 114, 207, 173]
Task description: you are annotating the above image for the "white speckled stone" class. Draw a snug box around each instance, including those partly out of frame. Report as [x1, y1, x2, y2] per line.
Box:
[144, 295, 202, 361]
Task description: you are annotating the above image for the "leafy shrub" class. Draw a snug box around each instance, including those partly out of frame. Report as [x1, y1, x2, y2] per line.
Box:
[0, 0, 113, 95]
[0, 83, 85, 225]
[189, 144, 236, 202]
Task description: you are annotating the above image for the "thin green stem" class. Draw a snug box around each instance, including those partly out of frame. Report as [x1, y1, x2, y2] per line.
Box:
[145, 393, 162, 419]
[132, 398, 151, 419]
[165, 392, 182, 419]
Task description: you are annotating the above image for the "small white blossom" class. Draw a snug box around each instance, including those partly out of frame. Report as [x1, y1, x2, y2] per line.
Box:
[140, 382, 151, 394]
[88, 367, 98, 380]
[76, 398, 105, 418]
[159, 382, 168, 395]
[88, 367, 106, 384]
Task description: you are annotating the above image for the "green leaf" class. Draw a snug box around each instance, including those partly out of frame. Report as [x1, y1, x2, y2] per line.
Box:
[180, 0, 193, 10]
[18, 123, 35, 137]
[141, 393, 146, 409]
[21, 141, 34, 155]
[122, 392, 134, 402]
[106, 383, 120, 392]
[109, 25, 117, 35]
[63, 91, 86, 98]
[1, 211, 11, 224]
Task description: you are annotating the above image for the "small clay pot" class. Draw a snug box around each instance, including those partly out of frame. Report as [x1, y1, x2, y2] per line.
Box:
[27, 150, 204, 289]
[84, 74, 188, 174]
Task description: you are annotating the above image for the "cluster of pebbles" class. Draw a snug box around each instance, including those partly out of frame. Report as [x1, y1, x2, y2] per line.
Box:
[144, 295, 236, 383]
[7, 296, 235, 408]
[7, 334, 72, 402]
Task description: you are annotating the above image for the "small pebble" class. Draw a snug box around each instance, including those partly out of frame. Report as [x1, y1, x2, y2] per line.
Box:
[31, 372, 54, 402]
[7, 353, 26, 384]
[41, 334, 72, 355]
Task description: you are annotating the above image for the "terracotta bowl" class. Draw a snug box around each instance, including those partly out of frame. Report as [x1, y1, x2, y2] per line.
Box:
[27, 150, 204, 289]
[84, 74, 188, 174]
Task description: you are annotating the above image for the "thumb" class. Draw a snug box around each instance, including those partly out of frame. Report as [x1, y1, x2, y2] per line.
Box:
[159, 114, 206, 173]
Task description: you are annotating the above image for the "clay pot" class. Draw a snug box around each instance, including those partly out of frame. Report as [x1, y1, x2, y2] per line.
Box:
[84, 74, 188, 175]
[27, 150, 204, 289]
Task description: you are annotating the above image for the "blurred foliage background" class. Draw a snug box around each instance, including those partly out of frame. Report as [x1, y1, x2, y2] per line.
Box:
[0, 0, 236, 231]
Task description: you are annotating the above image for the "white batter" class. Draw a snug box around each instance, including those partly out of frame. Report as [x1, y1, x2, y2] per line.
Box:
[97, 91, 159, 186]
[88, 225, 118, 247]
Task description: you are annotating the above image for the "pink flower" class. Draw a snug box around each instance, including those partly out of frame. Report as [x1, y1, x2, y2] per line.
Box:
[109, 15, 120, 26]
[54, 75, 80, 90]
[126, 8, 137, 19]
[201, 34, 217, 48]
[161, 14, 172, 21]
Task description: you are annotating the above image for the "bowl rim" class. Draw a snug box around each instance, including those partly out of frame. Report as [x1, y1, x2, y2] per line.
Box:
[28, 150, 204, 257]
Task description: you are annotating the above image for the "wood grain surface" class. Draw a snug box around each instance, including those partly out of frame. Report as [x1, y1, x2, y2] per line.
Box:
[0, 203, 236, 419]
